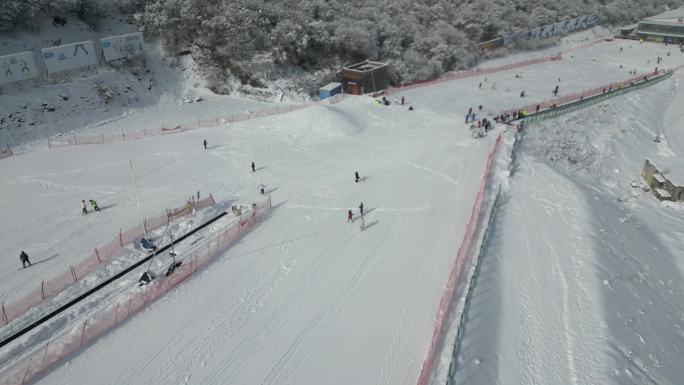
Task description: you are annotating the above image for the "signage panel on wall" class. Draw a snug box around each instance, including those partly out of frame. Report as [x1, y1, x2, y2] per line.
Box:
[42, 41, 97, 74]
[0, 51, 38, 84]
[101, 32, 144, 62]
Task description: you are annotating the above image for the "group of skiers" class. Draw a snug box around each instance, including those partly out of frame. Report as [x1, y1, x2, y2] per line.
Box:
[81, 199, 100, 214]
[20, 200, 101, 267]
[346, 172, 368, 231]
[375, 95, 413, 111]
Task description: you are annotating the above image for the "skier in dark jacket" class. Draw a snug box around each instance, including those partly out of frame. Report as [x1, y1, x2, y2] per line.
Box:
[203, 139, 207, 150]
[355, 171, 360, 183]
[347, 210, 353, 222]
[359, 202, 364, 216]
[251, 161, 256, 172]
[20, 251, 31, 268]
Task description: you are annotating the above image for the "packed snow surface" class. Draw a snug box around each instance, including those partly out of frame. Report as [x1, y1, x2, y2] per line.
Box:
[1, 26, 684, 385]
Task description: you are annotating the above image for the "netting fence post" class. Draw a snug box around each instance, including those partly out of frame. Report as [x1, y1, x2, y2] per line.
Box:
[79, 320, 88, 347]
[94, 248, 101, 263]
[21, 356, 33, 385]
[70, 266, 78, 282]
[114, 302, 120, 324]
[119, 230, 124, 247]
[41, 280, 45, 300]
[1, 301, 7, 325]
[39, 341, 50, 370]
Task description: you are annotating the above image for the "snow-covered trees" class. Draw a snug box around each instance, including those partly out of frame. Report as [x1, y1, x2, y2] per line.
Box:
[133, 0, 684, 91]
[4, 0, 684, 94]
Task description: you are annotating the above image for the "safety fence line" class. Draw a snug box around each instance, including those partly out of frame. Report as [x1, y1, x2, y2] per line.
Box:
[415, 133, 502, 385]
[45, 94, 347, 150]
[385, 53, 562, 96]
[558, 36, 607, 55]
[0, 195, 272, 385]
[0, 195, 216, 328]
[443, 64, 677, 385]
[445, 184, 502, 385]
[0, 146, 12, 160]
[502, 69, 672, 119]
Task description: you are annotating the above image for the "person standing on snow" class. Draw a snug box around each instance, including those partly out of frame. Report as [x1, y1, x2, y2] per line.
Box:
[81, 200, 88, 214]
[359, 202, 364, 216]
[20, 251, 31, 268]
[347, 210, 353, 222]
[89, 199, 100, 212]
[203, 139, 207, 150]
[251, 161, 256, 172]
[355, 171, 360, 183]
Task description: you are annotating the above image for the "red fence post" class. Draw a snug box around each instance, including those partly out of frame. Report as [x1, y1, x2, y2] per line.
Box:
[70, 266, 78, 282]
[39, 341, 50, 370]
[1, 301, 7, 325]
[21, 356, 33, 385]
[79, 320, 88, 347]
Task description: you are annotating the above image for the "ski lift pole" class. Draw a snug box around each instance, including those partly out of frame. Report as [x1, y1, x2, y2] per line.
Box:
[145, 222, 171, 273]
[129, 158, 148, 239]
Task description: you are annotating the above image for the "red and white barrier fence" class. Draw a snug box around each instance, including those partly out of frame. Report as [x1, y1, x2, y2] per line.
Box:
[46, 95, 349, 150]
[415, 134, 502, 385]
[0, 195, 216, 327]
[0, 195, 271, 385]
[385, 53, 562, 96]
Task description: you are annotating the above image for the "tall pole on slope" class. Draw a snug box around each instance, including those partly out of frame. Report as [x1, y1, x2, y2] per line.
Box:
[129, 157, 148, 239]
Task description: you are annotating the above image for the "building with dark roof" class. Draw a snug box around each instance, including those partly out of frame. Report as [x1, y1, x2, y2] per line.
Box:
[339, 60, 389, 95]
[636, 8, 684, 43]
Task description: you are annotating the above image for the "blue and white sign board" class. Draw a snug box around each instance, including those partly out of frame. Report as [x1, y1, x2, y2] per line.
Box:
[502, 14, 599, 46]
[42, 41, 97, 74]
[0, 51, 38, 84]
[101, 32, 144, 62]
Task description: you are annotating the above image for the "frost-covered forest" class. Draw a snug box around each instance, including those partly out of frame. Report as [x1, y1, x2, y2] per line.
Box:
[2, 0, 684, 94]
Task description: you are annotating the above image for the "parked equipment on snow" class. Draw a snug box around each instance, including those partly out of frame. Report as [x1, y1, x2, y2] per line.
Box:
[141, 237, 157, 252]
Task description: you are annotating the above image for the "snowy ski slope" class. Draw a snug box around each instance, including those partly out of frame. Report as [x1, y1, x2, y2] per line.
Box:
[1, 27, 684, 385]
